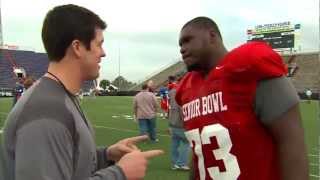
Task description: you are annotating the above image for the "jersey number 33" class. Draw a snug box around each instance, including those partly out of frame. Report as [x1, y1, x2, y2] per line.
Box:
[185, 124, 241, 180]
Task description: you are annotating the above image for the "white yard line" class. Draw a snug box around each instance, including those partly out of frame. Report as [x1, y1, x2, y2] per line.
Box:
[0, 112, 170, 137]
[310, 163, 319, 167]
[1, 111, 320, 178]
[0, 112, 7, 134]
[94, 125, 170, 137]
[310, 174, 320, 178]
[309, 154, 320, 157]
[0, 112, 8, 115]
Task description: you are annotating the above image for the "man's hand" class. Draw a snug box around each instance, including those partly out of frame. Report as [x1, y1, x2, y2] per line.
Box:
[118, 150, 164, 180]
[106, 135, 148, 162]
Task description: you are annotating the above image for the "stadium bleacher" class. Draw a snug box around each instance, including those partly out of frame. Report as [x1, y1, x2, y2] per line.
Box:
[282, 52, 320, 93]
[0, 48, 94, 93]
[130, 61, 186, 91]
[0, 49, 48, 89]
[131, 52, 320, 94]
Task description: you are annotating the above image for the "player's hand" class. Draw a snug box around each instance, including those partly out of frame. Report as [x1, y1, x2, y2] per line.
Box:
[117, 150, 164, 180]
[107, 135, 148, 162]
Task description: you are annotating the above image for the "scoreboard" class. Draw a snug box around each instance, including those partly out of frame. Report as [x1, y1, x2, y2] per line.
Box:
[247, 22, 300, 50]
[249, 30, 295, 49]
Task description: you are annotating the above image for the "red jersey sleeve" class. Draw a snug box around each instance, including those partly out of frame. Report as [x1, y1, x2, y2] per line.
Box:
[223, 42, 287, 81]
[249, 42, 287, 80]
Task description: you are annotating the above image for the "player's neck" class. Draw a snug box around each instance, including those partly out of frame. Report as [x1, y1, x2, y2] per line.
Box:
[202, 47, 228, 78]
[46, 60, 82, 95]
[213, 46, 228, 67]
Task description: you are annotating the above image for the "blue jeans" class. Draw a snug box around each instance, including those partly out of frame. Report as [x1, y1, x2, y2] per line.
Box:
[138, 118, 157, 141]
[171, 127, 190, 166]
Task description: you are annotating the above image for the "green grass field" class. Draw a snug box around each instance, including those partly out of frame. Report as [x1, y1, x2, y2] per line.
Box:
[0, 96, 319, 180]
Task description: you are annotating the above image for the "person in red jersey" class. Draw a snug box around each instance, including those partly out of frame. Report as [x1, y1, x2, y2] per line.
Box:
[176, 17, 308, 180]
[168, 75, 178, 90]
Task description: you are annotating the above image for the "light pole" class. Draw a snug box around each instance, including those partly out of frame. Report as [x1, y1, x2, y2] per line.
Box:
[118, 44, 121, 91]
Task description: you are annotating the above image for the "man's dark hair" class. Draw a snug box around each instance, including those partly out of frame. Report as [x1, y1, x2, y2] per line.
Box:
[168, 75, 176, 82]
[42, 4, 107, 61]
[182, 16, 222, 40]
[142, 84, 148, 90]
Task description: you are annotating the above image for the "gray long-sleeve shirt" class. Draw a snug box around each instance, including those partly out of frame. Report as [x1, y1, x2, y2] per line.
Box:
[168, 89, 184, 129]
[0, 77, 126, 180]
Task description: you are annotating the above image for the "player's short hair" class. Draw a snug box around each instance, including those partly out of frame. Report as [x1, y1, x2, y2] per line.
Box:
[168, 75, 176, 82]
[42, 4, 107, 62]
[142, 84, 148, 90]
[182, 16, 222, 40]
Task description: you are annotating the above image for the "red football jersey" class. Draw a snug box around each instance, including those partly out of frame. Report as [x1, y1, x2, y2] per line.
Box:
[168, 82, 178, 90]
[176, 42, 287, 180]
[160, 98, 169, 112]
